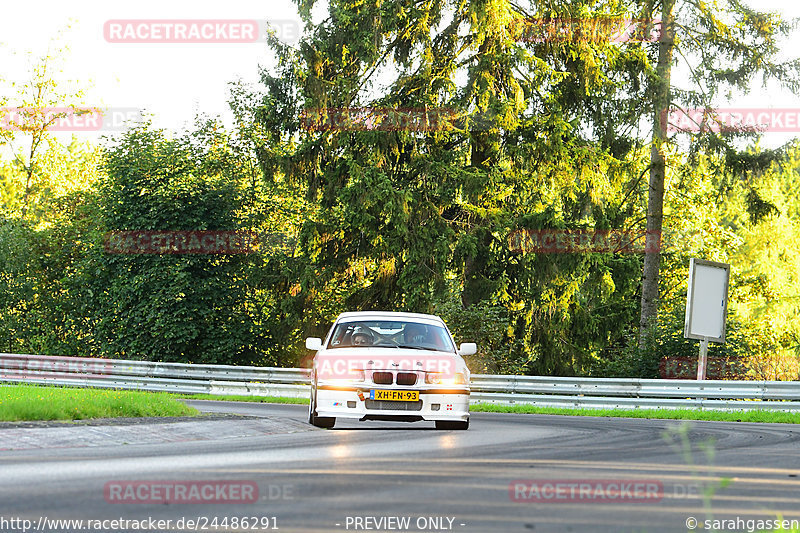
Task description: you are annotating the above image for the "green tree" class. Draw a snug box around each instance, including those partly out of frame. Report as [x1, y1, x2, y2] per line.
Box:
[636, 0, 800, 346]
[238, 0, 665, 374]
[90, 124, 255, 363]
[0, 141, 103, 355]
[0, 37, 89, 222]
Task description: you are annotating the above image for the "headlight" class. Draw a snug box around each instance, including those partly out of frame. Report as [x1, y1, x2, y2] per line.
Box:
[425, 372, 442, 385]
[426, 372, 467, 385]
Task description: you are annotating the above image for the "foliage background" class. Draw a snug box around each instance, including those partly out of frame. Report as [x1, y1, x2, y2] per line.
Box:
[1, 1, 799, 379]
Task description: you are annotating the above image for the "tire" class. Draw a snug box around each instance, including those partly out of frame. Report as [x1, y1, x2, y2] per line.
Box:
[309, 383, 336, 429]
[307, 386, 316, 424]
[435, 419, 469, 430]
[313, 415, 336, 429]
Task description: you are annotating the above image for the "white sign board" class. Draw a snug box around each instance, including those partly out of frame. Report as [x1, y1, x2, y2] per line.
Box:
[684, 258, 730, 343]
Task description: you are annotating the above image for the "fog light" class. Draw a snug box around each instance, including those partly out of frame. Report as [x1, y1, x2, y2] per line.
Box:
[347, 401, 356, 408]
[431, 404, 440, 411]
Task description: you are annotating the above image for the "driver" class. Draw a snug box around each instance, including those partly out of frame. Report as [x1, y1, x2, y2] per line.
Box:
[351, 327, 374, 346]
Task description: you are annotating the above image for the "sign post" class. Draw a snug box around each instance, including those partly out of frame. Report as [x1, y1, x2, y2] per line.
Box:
[697, 337, 709, 381]
[683, 258, 730, 380]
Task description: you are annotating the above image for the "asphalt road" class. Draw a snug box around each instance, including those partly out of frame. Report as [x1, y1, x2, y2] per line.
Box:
[1, 401, 799, 533]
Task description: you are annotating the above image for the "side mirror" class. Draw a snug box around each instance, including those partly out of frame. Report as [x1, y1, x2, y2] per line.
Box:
[305, 337, 323, 351]
[458, 343, 477, 356]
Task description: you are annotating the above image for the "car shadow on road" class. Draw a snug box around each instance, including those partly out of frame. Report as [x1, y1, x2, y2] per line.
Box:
[328, 426, 439, 431]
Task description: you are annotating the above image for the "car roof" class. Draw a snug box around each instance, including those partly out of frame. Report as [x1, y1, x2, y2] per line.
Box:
[335, 311, 446, 324]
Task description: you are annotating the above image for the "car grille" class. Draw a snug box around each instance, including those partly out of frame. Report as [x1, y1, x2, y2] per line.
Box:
[372, 372, 393, 385]
[364, 400, 423, 411]
[396, 372, 417, 386]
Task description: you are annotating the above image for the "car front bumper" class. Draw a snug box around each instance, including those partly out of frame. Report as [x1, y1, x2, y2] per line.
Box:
[314, 384, 469, 422]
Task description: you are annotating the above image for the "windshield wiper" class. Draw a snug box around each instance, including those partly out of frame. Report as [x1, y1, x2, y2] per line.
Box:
[373, 339, 401, 348]
[393, 344, 428, 350]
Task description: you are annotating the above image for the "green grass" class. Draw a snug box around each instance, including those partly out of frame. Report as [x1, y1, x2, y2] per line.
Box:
[6, 384, 797, 424]
[173, 393, 308, 404]
[0, 384, 198, 421]
[470, 402, 800, 423]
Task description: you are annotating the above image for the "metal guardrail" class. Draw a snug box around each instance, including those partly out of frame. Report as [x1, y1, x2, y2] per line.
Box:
[0, 353, 309, 398]
[2, 352, 800, 411]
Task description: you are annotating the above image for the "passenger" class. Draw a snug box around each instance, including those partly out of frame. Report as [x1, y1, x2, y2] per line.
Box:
[405, 323, 429, 346]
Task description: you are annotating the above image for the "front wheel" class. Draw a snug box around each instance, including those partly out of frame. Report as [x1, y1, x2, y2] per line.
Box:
[307, 386, 316, 424]
[309, 384, 336, 429]
[435, 419, 469, 430]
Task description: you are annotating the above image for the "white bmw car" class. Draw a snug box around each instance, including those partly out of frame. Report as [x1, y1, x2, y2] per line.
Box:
[305, 311, 474, 430]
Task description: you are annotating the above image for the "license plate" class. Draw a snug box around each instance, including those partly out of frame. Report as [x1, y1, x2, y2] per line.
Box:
[370, 390, 419, 401]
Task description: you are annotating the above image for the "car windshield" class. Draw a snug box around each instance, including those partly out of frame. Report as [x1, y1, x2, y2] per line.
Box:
[326, 320, 456, 352]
